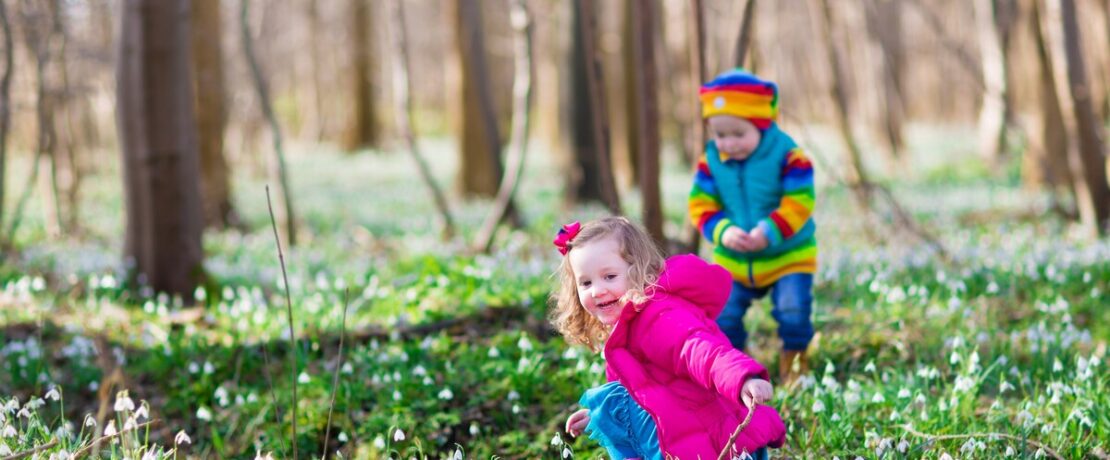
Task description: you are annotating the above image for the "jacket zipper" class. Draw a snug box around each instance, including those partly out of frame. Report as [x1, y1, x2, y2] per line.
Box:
[737, 161, 756, 286]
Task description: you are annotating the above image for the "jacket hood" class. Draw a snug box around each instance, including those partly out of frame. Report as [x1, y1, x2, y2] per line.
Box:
[651, 255, 732, 320]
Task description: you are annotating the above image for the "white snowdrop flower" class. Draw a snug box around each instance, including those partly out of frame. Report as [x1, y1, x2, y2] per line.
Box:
[824, 361, 835, 374]
[551, 433, 564, 446]
[123, 416, 138, 431]
[254, 451, 275, 460]
[341, 362, 353, 374]
[517, 336, 533, 352]
[373, 435, 385, 449]
[393, 428, 406, 442]
[871, 393, 885, 403]
[1052, 359, 1063, 373]
[2, 398, 17, 413]
[811, 400, 826, 413]
[393, 390, 402, 401]
[422, 376, 434, 386]
[438, 388, 454, 400]
[392, 371, 402, 382]
[844, 392, 860, 406]
[562, 447, 572, 458]
[864, 361, 876, 373]
[1005, 445, 1016, 456]
[16, 408, 30, 419]
[298, 372, 311, 384]
[114, 391, 135, 412]
[897, 439, 909, 453]
[507, 390, 520, 401]
[451, 447, 463, 460]
[26, 397, 44, 410]
[831, 413, 841, 422]
[134, 402, 149, 420]
[44, 388, 61, 401]
[1035, 448, 1046, 458]
[103, 420, 117, 437]
[562, 348, 579, 360]
[83, 414, 96, 427]
[469, 422, 479, 436]
[987, 281, 999, 294]
[939, 453, 953, 460]
[175, 430, 191, 445]
[949, 351, 961, 365]
[188, 362, 200, 374]
[1000, 380, 1014, 394]
[141, 449, 159, 460]
[847, 380, 861, 392]
[203, 361, 215, 375]
[1, 424, 15, 438]
[413, 365, 427, 377]
[897, 388, 911, 399]
[960, 438, 976, 454]
[338, 431, 348, 442]
[0, 444, 11, 456]
[954, 375, 976, 393]
[196, 406, 212, 421]
[512, 403, 521, 414]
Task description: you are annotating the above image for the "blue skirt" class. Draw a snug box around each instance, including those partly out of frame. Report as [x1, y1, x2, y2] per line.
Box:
[579, 382, 771, 460]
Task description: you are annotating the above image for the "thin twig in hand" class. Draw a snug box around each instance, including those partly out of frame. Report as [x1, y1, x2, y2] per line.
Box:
[321, 288, 351, 460]
[900, 424, 1064, 460]
[267, 185, 298, 460]
[717, 402, 758, 460]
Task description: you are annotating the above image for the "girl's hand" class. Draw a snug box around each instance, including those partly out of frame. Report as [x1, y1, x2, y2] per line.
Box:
[740, 378, 773, 408]
[565, 408, 590, 438]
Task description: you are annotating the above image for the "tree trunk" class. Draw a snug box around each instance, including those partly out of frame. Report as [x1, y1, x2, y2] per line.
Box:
[341, 0, 378, 152]
[191, 0, 237, 229]
[572, 0, 621, 214]
[1025, 0, 1076, 197]
[241, 0, 297, 246]
[616, 0, 640, 190]
[816, 0, 871, 192]
[733, 0, 757, 69]
[1047, 0, 1110, 234]
[389, 0, 455, 240]
[864, 0, 907, 163]
[116, 0, 204, 299]
[476, 0, 533, 252]
[679, 0, 707, 254]
[0, 0, 10, 230]
[974, 0, 1011, 165]
[52, 0, 83, 234]
[21, 0, 62, 238]
[631, 0, 664, 246]
[451, 0, 505, 197]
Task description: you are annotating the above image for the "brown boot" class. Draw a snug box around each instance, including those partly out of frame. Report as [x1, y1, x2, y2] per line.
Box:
[779, 349, 809, 387]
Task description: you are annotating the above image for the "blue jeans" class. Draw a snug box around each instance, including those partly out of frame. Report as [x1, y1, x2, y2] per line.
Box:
[717, 273, 814, 351]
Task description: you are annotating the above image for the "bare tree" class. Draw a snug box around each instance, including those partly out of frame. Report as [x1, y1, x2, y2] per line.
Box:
[1042, 0, 1110, 235]
[974, 0, 1011, 164]
[0, 0, 13, 232]
[341, 0, 378, 152]
[241, 0, 297, 246]
[476, 0, 534, 252]
[116, 0, 204, 298]
[1025, 0, 1076, 205]
[389, 0, 455, 239]
[191, 0, 238, 229]
[733, 0, 757, 69]
[864, 0, 907, 162]
[631, 0, 663, 245]
[452, 0, 506, 197]
[572, 0, 621, 214]
[679, 0, 708, 254]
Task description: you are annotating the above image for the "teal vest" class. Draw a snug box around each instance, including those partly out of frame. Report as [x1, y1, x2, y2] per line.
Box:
[705, 124, 816, 259]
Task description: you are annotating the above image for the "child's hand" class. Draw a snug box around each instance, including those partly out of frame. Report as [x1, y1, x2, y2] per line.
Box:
[743, 226, 770, 252]
[740, 378, 773, 408]
[565, 408, 590, 438]
[722, 226, 749, 252]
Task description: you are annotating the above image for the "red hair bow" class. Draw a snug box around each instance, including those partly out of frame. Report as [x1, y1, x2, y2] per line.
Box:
[553, 221, 581, 255]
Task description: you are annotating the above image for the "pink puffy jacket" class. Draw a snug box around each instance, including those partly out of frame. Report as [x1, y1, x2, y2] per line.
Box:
[604, 255, 787, 459]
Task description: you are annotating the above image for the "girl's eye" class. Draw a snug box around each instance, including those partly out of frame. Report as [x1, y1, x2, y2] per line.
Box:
[605, 274, 617, 280]
[580, 281, 591, 288]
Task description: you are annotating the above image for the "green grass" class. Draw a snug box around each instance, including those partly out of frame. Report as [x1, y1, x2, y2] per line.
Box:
[0, 131, 1107, 459]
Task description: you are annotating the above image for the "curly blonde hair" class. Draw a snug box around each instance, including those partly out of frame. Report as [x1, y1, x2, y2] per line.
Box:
[549, 216, 666, 352]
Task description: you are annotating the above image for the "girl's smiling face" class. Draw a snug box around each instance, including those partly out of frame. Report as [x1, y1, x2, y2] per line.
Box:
[568, 236, 631, 325]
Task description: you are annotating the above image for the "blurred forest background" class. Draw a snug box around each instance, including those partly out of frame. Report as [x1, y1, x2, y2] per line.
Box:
[0, 0, 1107, 458]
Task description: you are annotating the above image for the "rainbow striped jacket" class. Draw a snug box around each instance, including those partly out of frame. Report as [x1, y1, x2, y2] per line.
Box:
[687, 124, 817, 288]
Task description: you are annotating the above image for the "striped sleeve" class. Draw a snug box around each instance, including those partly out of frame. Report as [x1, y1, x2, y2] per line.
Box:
[688, 154, 734, 244]
[756, 148, 815, 247]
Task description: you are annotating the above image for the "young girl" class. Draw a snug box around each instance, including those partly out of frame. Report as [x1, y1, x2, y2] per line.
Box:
[550, 217, 786, 460]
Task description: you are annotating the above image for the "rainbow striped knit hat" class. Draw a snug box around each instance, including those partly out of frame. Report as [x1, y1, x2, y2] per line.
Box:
[699, 69, 778, 130]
